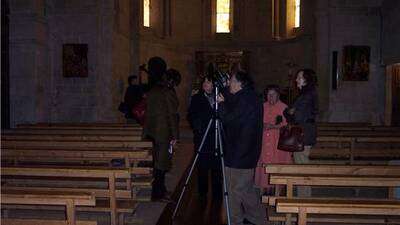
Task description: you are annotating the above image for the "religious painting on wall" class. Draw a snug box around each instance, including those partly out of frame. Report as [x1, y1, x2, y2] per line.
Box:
[63, 44, 88, 77]
[342, 45, 370, 81]
[193, 51, 249, 93]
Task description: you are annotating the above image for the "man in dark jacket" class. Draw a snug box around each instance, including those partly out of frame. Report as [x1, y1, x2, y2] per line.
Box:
[218, 71, 266, 225]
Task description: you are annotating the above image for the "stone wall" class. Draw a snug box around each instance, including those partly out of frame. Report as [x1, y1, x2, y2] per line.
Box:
[8, 0, 131, 126]
[9, 0, 398, 125]
[46, 0, 114, 123]
[382, 0, 400, 65]
[316, 0, 386, 124]
[9, 0, 49, 126]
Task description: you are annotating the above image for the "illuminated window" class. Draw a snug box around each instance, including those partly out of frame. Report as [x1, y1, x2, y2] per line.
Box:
[216, 0, 230, 33]
[143, 0, 150, 27]
[294, 0, 300, 28]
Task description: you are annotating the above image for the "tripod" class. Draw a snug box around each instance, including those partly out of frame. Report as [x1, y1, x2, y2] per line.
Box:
[172, 86, 232, 225]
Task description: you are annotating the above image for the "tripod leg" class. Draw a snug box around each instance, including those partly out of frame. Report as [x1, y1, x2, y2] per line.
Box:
[172, 118, 214, 219]
[216, 120, 232, 225]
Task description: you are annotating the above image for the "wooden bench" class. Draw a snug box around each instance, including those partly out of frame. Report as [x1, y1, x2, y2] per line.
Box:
[2, 166, 133, 225]
[309, 148, 400, 162]
[318, 126, 400, 131]
[2, 128, 143, 136]
[2, 134, 142, 141]
[267, 210, 400, 224]
[318, 136, 400, 164]
[276, 198, 400, 225]
[17, 123, 141, 128]
[1, 219, 97, 225]
[264, 164, 400, 224]
[1, 146, 151, 166]
[265, 164, 400, 176]
[16, 124, 142, 131]
[317, 122, 371, 127]
[1, 146, 153, 195]
[318, 130, 400, 137]
[1, 189, 96, 225]
[2, 140, 152, 149]
[316, 136, 400, 149]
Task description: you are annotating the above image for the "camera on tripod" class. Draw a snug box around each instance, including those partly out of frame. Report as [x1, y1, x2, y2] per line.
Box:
[207, 63, 230, 91]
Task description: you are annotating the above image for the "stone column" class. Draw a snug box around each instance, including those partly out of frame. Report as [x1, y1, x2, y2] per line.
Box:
[314, 0, 330, 121]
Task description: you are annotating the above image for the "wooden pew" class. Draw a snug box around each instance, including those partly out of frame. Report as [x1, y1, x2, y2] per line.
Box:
[2, 129, 143, 136]
[2, 134, 142, 141]
[264, 164, 400, 225]
[2, 166, 132, 225]
[309, 148, 400, 161]
[1, 189, 96, 225]
[276, 198, 400, 225]
[317, 126, 400, 131]
[310, 136, 400, 164]
[16, 124, 142, 130]
[318, 130, 400, 137]
[317, 122, 371, 127]
[1, 219, 97, 225]
[265, 164, 400, 176]
[2, 146, 150, 166]
[316, 136, 400, 146]
[2, 140, 152, 149]
[17, 123, 140, 127]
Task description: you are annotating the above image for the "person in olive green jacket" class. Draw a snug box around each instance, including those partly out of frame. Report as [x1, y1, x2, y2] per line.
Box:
[144, 63, 180, 201]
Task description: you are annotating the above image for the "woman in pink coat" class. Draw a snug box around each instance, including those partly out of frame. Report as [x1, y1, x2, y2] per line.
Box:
[255, 85, 292, 195]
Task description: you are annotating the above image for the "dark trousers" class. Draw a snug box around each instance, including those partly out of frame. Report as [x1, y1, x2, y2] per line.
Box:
[197, 166, 222, 199]
[152, 169, 167, 199]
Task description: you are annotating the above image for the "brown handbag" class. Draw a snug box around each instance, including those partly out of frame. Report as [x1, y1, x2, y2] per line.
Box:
[277, 125, 304, 152]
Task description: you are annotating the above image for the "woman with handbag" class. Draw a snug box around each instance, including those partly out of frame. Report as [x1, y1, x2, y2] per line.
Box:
[284, 68, 319, 164]
[255, 85, 292, 195]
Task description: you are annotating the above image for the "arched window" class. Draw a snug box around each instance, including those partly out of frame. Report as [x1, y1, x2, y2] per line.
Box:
[216, 0, 230, 33]
[294, 0, 300, 28]
[143, 0, 150, 27]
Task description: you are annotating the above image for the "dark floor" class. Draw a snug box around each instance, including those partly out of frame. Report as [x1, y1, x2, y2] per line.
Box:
[157, 168, 227, 225]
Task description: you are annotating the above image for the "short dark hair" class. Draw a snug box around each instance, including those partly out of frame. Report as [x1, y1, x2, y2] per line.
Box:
[200, 75, 213, 85]
[128, 75, 137, 84]
[165, 68, 182, 86]
[148, 56, 167, 77]
[264, 84, 281, 95]
[296, 68, 317, 86]
[234, 71, 253, 88]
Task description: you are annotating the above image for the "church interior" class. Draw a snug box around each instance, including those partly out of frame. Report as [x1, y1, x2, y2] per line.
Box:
[1, 0, 400, 225]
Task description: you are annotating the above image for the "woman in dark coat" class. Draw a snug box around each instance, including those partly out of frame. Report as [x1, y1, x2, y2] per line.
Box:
[285, 69, 319, 164]
[187, 77, 222, 200]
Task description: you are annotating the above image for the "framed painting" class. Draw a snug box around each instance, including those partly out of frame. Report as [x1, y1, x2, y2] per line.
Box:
[63, 44, 88, 77]
[342, 45, 370, 81]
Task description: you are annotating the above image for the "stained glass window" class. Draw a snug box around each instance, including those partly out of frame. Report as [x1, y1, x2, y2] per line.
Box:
[294, 0, 300, 28]
[216, 0, 230, 33]
[144, 0, 150, 27]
